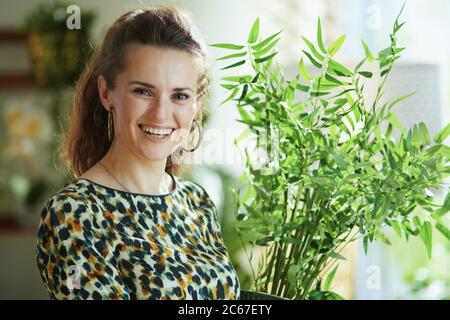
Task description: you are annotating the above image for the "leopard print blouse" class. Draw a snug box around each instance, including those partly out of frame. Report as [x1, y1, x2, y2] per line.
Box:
[36, 173, 240, 300]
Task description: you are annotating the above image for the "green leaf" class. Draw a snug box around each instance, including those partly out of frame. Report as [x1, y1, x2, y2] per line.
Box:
[326, 291, 345, 300]
[419, 221, 432, 259]
[254, 51, 278, 64]
[325, 73, 344, 85]
[325, 105, 341, 115]
[308, 289, 325, 300]
[324, 265, 338, 291]
[328, 251, 346, 260]
[418, 122, 430, 145]
[221, 75, 252, 83]
[219, 87, 239, 105]
[413, 216, 422, 230]
[375, 230, 392, 245]
[221, 60, 246, 70]
[251, 30, 283, 50]
[251, 72, 260, 83]
[434, 123, 450, 144]
[217, 51, 247, 61]
[296, 83, 310, 92]
[287, 265, 301, 284]
[385, 123, 393, 139]
[394, 21, 406, 33]
[317, 17, 326, 53]
[310, 176, 335, 188]
[298, 57, 312, 82]
[320, 98, 329, 108]
[394, 1, 407, 31]
[378, 46, 393, 58]
[387, 112, 406, 135]
[220, 83, 238, 90]
[308, 289, 345, 300]
[310, 91, 330, 97]
[209, 43, 245, 50]
[380, 68, 390, 77]
[361, 40, 374, 62]
[424, 144, 444, 157]
[312, 78, 340, 90]
[253, 38, 280, 58]
[431, 193, 450, 217]
[354, 58, 367, 73]
[443, 192, 450, 212]
[384, 91, 416, 114]
[363, 235, 369, 254]
[301, 36, 324, 61]
[330, 150, 348, 169]
[247, 17, 260, 44]
[390, 220, 402, 238]
[302, 50, 322, 69]
[327, 35, 346, 56]
[328, 59, 352, 77]
[436, 222, 450, 240]
[402, 220, 416, 238]
[358, 71, 373, 78]
[238, 84, 249, 102]
[285, 237, 302, 244]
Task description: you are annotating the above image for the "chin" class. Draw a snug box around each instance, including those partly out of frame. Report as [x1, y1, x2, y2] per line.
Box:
[140, 148, 172, 161]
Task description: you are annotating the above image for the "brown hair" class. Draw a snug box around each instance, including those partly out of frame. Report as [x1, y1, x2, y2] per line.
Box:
[59, 5, 210, 180]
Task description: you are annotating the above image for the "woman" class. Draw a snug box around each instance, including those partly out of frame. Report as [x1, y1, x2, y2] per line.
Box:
[36, 6, 240, 300]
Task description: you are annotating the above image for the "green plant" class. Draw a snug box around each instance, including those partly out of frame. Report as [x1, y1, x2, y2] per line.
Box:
[20, 1, 95, 89]
[19, 1, 96, 183]
[385, 206, 450, 299]
[210, 3, 450, 300]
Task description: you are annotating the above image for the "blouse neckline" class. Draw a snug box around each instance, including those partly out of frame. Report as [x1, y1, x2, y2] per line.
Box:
[76, 172, 179, 198]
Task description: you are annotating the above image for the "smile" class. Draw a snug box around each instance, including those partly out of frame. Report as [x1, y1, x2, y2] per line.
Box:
[139, 124, 175, 142]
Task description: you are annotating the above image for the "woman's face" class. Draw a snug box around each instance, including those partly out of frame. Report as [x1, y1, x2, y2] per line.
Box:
[99, 45, 202, 162]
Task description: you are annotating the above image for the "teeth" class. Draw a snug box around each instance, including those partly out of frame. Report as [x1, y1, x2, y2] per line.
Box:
[140, 125, 172, 135]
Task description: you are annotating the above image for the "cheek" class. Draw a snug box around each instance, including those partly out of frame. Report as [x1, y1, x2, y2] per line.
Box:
[176, 106, 196, 130]
[114, 97, 144, 132]
[183, 102, 198, 122]
[170, 104, 197, 142]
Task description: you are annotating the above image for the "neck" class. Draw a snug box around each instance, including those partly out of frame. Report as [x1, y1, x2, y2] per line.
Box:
[101, 139, 172, 195]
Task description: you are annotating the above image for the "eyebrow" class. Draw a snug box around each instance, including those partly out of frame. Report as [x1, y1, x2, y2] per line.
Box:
[128, 81, 194, 93]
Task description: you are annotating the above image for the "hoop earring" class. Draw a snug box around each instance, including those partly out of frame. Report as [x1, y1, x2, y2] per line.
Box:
[182, 118, 202, 152]
[169, 119, 202, 165]
[107, 110, 113, 141]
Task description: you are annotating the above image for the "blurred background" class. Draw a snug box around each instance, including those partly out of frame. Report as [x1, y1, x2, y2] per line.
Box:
[0, 0, 448, 299]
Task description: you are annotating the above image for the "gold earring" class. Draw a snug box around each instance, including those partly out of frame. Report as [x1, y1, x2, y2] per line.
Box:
[107, 110, 113, 141]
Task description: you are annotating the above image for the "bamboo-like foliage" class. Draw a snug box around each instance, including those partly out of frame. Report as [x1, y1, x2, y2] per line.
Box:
[210, 3, 450, 299]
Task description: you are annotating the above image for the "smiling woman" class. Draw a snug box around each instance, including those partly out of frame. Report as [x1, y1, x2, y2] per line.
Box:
[35, 6, 241, 300]
[95, 44, 202, 173]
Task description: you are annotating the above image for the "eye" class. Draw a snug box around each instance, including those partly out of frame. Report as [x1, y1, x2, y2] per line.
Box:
[173, 92, 190, 101]
[133, 87, 152, 96]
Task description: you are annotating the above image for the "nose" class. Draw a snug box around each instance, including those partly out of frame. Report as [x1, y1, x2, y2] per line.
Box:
[149, 94, 170, 121]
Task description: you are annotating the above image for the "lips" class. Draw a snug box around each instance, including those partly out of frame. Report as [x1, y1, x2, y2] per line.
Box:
[138, 124, 175, 134]
[138, 124, 175, 131]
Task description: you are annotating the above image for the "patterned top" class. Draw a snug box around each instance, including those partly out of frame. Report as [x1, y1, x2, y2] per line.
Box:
[36, 173, 240, 300]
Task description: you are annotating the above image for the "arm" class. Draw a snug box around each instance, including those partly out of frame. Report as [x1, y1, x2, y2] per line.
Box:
[36, 195, 130, 300]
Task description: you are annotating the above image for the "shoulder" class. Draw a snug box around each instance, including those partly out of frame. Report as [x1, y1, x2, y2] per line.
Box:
[180, 178, 216, 209]
[182, 178, 206, 195]
[183, 180, 209, 199]
[42, 180, 99, 211]
[182, 179, 223, 234]
[39, 180, 103, 234]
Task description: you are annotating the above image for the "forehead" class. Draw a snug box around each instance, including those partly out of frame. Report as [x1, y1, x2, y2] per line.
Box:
[121, 45, 202, 88]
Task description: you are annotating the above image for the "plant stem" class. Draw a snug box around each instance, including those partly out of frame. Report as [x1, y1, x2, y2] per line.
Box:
[271, 188, 291, 294]
[298, 253, 327, 299]
[275, 187, 304, 296]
